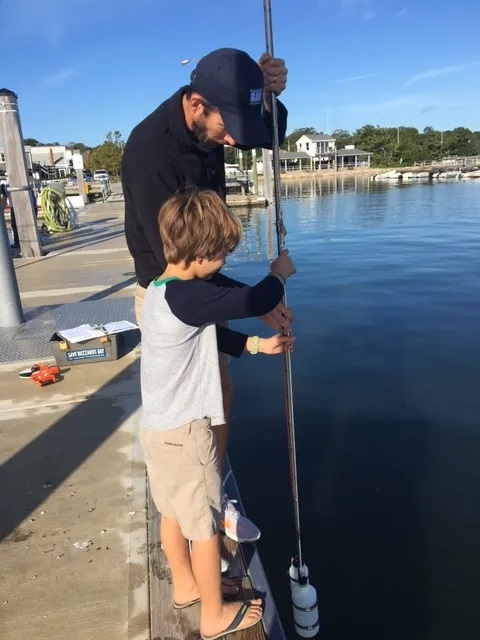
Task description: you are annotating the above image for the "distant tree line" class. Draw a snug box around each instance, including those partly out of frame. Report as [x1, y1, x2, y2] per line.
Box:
[24, 123, 480, 173]
[86, 131, 124, 178]
[282, 126, 480, 167]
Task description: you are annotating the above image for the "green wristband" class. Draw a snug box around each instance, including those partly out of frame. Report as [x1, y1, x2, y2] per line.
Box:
[249, 335, 259, 355]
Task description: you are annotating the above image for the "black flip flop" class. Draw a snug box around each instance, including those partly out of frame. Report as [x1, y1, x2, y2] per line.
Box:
[173, 597, 200, 610]
[173, 578, 240, 610]
[200, 601, 262, 640]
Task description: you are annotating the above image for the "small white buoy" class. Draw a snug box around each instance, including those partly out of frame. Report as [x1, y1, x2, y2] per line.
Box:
[289, 558, 319, 638]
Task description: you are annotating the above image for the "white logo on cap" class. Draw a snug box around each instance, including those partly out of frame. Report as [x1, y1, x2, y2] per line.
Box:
[250, 88, 263, 105]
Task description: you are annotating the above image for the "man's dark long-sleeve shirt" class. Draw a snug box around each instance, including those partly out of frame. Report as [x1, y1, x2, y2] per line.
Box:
[122, 86, 288, 288]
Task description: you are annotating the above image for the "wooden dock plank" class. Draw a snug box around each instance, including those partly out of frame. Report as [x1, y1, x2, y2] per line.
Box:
[147, 456, 287, 640]
[149, 504, 267, 640]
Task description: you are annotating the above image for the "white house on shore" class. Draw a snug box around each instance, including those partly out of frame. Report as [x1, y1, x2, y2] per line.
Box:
[222, 134, 373, 176]
[296, 134, 336, 156]
[296, 134, 336, 169]
[287, 133, 372, 171]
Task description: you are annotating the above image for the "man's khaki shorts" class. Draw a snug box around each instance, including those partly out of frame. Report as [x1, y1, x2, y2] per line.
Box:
[139, 419, 221, 540]
[134, 283, 147, 329]
[135, 283, 230, 369]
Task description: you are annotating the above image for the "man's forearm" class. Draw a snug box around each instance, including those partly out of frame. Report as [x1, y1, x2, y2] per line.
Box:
[261, 97, 288, 147]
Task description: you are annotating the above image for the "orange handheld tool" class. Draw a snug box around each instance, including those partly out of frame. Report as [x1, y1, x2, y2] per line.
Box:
[30, 364, 60, 387]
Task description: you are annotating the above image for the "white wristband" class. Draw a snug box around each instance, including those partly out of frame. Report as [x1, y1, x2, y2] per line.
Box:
[269, 270, 286, 285]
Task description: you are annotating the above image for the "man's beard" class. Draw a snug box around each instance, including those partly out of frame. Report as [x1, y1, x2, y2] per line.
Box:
[191, 119, 221, 148]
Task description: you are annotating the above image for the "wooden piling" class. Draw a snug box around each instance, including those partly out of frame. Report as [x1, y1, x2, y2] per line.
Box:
[0, 89, 42, 257]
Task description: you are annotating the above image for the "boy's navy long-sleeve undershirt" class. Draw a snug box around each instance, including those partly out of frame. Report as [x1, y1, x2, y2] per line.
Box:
[164, 274, 284, 358]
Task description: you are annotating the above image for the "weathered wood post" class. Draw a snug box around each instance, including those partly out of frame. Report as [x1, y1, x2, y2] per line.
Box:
[265, 201, 273, 261]
[251, 147, 258, 194]
[0, 198, 24, 326]
[75, 168, 86, 205]
[238, 148, 244, 172]
[0, 88, 42, 257]
[262, 148, 273, 204]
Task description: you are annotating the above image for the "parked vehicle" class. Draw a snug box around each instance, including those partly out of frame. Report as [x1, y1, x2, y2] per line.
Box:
[93, 170, 109, 182]
[68, 170, 93, 185]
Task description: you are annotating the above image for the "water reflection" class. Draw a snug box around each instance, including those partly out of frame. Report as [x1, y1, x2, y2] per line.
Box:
[232, 177, 394, 262]
[282, 175, 368, 200]
[232, 178, 480, 254]
[228, 177, 480, 640]
[233, 206, 275, 263]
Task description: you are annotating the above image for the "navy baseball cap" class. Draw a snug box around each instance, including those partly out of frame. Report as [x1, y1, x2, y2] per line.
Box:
[190, 48, 268, 148]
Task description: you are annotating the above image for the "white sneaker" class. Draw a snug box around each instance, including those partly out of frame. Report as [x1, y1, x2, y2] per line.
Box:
[221, 557, 230, 573]
[220, 495, 261, 543]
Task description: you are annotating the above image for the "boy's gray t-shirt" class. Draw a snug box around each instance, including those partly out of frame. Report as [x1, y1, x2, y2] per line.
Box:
[139, 274, 285, 432]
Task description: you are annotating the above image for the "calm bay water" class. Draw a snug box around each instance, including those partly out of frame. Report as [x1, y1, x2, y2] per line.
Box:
[226, 178, 480, 640]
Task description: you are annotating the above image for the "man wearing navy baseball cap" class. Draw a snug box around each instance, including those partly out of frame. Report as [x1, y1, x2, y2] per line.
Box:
[188, 48, 284, 148]
[122, 47, 290, 548]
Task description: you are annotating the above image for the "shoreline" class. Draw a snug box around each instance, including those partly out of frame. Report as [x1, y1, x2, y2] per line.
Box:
[257, 165, 480, 182]
[281, 167, 379, 179]
[227, 166, 478, 206]
[259, 167, 390, 182]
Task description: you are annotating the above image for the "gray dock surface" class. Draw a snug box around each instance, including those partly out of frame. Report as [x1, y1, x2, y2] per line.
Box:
[0, 185, 284, 639]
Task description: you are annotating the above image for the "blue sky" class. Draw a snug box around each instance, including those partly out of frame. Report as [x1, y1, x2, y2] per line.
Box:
[2, 0, 480, 146]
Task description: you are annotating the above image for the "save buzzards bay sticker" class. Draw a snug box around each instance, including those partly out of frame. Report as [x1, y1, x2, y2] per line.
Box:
[66, 347, 107, 361]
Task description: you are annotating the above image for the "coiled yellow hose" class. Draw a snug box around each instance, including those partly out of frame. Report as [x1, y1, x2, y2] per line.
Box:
[40, 186, 77, 233]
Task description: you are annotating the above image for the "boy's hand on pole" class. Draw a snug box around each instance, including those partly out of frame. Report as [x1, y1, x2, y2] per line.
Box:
[259, 334, 295, 355]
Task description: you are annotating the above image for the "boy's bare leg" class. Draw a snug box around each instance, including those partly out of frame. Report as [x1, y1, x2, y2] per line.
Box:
[161, 514, 198, 605]
[191, 534, 262, 638]
[161, 514, 239, 602]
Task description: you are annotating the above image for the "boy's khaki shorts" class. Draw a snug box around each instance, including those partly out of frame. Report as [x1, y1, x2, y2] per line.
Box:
[139, 418, 221, 541]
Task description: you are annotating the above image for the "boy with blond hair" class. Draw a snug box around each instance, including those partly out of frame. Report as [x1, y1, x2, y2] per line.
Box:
[138, 189, 296, 639]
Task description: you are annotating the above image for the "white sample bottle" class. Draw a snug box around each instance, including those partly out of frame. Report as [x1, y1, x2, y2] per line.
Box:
[289, 558, 319, 638]
[289, 556, 309, 594]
